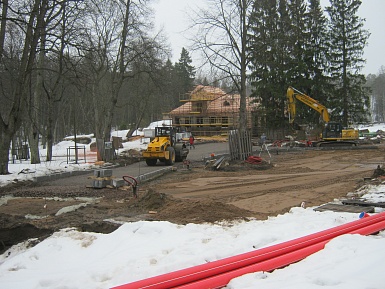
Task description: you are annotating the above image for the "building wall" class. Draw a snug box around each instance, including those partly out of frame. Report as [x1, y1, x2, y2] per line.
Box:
[168, 86, 258, 136]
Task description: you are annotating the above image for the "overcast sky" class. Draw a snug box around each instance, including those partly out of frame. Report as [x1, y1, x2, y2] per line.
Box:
[152, 0, 385, 76]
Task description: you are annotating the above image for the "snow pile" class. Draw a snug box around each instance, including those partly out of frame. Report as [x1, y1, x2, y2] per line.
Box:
[0, 204, 384, 289]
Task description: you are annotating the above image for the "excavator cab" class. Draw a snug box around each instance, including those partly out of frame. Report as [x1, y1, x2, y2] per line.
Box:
[322, 121, 359, 141]
[322, 122, 343, 139]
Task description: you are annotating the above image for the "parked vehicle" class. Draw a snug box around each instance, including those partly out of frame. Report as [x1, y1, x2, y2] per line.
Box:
[142, 126, 189, 166]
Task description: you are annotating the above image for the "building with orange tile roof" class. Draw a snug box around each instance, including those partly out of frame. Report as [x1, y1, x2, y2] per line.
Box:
[164, 85, 259, 136]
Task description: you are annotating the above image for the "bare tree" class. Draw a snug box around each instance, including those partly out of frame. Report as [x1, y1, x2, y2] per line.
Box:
[0, 0, 7, 61]
[0, 0, 46, 174]
[80, 0, 167, 160]
[42, 1, 87, 161]
[191, 0, 253, 132]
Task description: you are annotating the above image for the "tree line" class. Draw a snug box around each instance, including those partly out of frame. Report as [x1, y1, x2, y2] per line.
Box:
[191, 0, 372, 137]
[367, 67, 385, 123]
[0, 0, 382, 174]
[0, 0, 195, 174]
[248, 0, 371, 134]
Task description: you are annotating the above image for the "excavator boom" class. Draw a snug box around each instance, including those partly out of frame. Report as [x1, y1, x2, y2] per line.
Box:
[287, 86, 330, 124]
[286, 86, 358, 147]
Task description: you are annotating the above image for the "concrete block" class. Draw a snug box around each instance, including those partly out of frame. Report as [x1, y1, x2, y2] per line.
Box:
[99, 169, 113, 177]
[71, 170, 91, 176]
[93, 179, 108, 189]
[94, 170, 101, 177]
[112, 179, 125, 188]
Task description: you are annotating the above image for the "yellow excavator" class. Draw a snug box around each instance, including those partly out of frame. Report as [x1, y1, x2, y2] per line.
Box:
[142, 126, 189, 166]
[287, 86, 359, 147]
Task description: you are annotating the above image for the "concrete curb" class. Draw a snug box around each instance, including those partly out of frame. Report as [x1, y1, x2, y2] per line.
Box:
[32, 169, 92, 183]
[135, 167, 175, 183]
[31, 164, 174, 185]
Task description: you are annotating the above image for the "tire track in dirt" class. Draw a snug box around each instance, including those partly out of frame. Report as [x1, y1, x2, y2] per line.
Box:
[227, 169, 371, 214]
[161, 168, 370, 200]
[157, 147, 383, 214]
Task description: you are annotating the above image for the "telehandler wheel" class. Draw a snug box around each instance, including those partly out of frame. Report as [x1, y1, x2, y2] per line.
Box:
[165, 147, 175, 166]
[145, 158, 157, 166]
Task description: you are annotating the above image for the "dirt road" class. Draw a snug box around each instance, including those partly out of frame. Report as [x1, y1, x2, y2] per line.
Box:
[1, 144, 384, 254]
[156, 147, 383, 216]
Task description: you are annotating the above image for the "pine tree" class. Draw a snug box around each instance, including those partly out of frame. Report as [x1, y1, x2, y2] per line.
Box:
[285, 0, 316, 126]
[161, 59, 179, 109]
[174, 48, 196, 94]
[306, 0, 330, 101]
[249, 0, 303, 130]
[248, 0, 277, 97]
[249, 0, 282, 130]
[325, 0, 370, 126]
[274, 0, 293, 127]
[298, 0, 331, 126]
[287, 0, 309, 86]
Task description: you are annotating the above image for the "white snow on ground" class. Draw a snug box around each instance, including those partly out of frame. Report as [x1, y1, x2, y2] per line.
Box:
[0, 122, 385, 289]
[0, 120, 172, 187]
[0, 206, 384, 289]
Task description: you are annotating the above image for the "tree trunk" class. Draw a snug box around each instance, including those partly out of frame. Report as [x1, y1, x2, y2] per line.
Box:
[28, 32, 46, 164]
[126, 111, 144, 138]
[0, 0, 41, 174]
[28, 129, 40, 164]
[238, 0, 248, 133]
[99, 0, 131, 159]
[92, 82, 105, 161]
[0, 128, 12, 174]
[0, 0, 8, 61]
[46, 97, 53, 161]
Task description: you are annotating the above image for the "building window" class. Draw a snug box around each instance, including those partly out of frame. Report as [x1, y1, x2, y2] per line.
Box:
[222, 117, 229, 127]
[192, 102, 203, 112]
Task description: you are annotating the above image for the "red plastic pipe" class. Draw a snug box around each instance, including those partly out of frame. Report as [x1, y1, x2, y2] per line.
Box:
[175, 241, 329, 289]
[175, 219, 385, 289]
[112, 212, 385, 289]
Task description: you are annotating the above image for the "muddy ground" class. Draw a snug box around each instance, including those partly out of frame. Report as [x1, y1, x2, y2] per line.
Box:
[1, 145, 385, 254]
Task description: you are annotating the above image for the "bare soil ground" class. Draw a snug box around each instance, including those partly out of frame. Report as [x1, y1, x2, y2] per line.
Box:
[1, 145, 384, 254]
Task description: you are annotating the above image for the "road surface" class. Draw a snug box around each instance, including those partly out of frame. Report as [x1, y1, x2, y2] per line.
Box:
[44, 142, 230, 187]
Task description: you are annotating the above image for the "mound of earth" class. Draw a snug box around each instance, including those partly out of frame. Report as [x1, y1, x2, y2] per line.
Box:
[136, 189, 259, 224]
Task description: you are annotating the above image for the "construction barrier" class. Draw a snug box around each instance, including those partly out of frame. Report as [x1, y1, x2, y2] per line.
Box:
[112, 212, 385, 289]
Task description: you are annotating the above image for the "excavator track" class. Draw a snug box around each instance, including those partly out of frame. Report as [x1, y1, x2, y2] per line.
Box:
[315, 140, 358, 147]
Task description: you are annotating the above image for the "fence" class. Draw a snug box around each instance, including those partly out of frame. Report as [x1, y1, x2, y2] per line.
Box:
[228, 129, 252, 161]
[11, 144, 30, 163]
